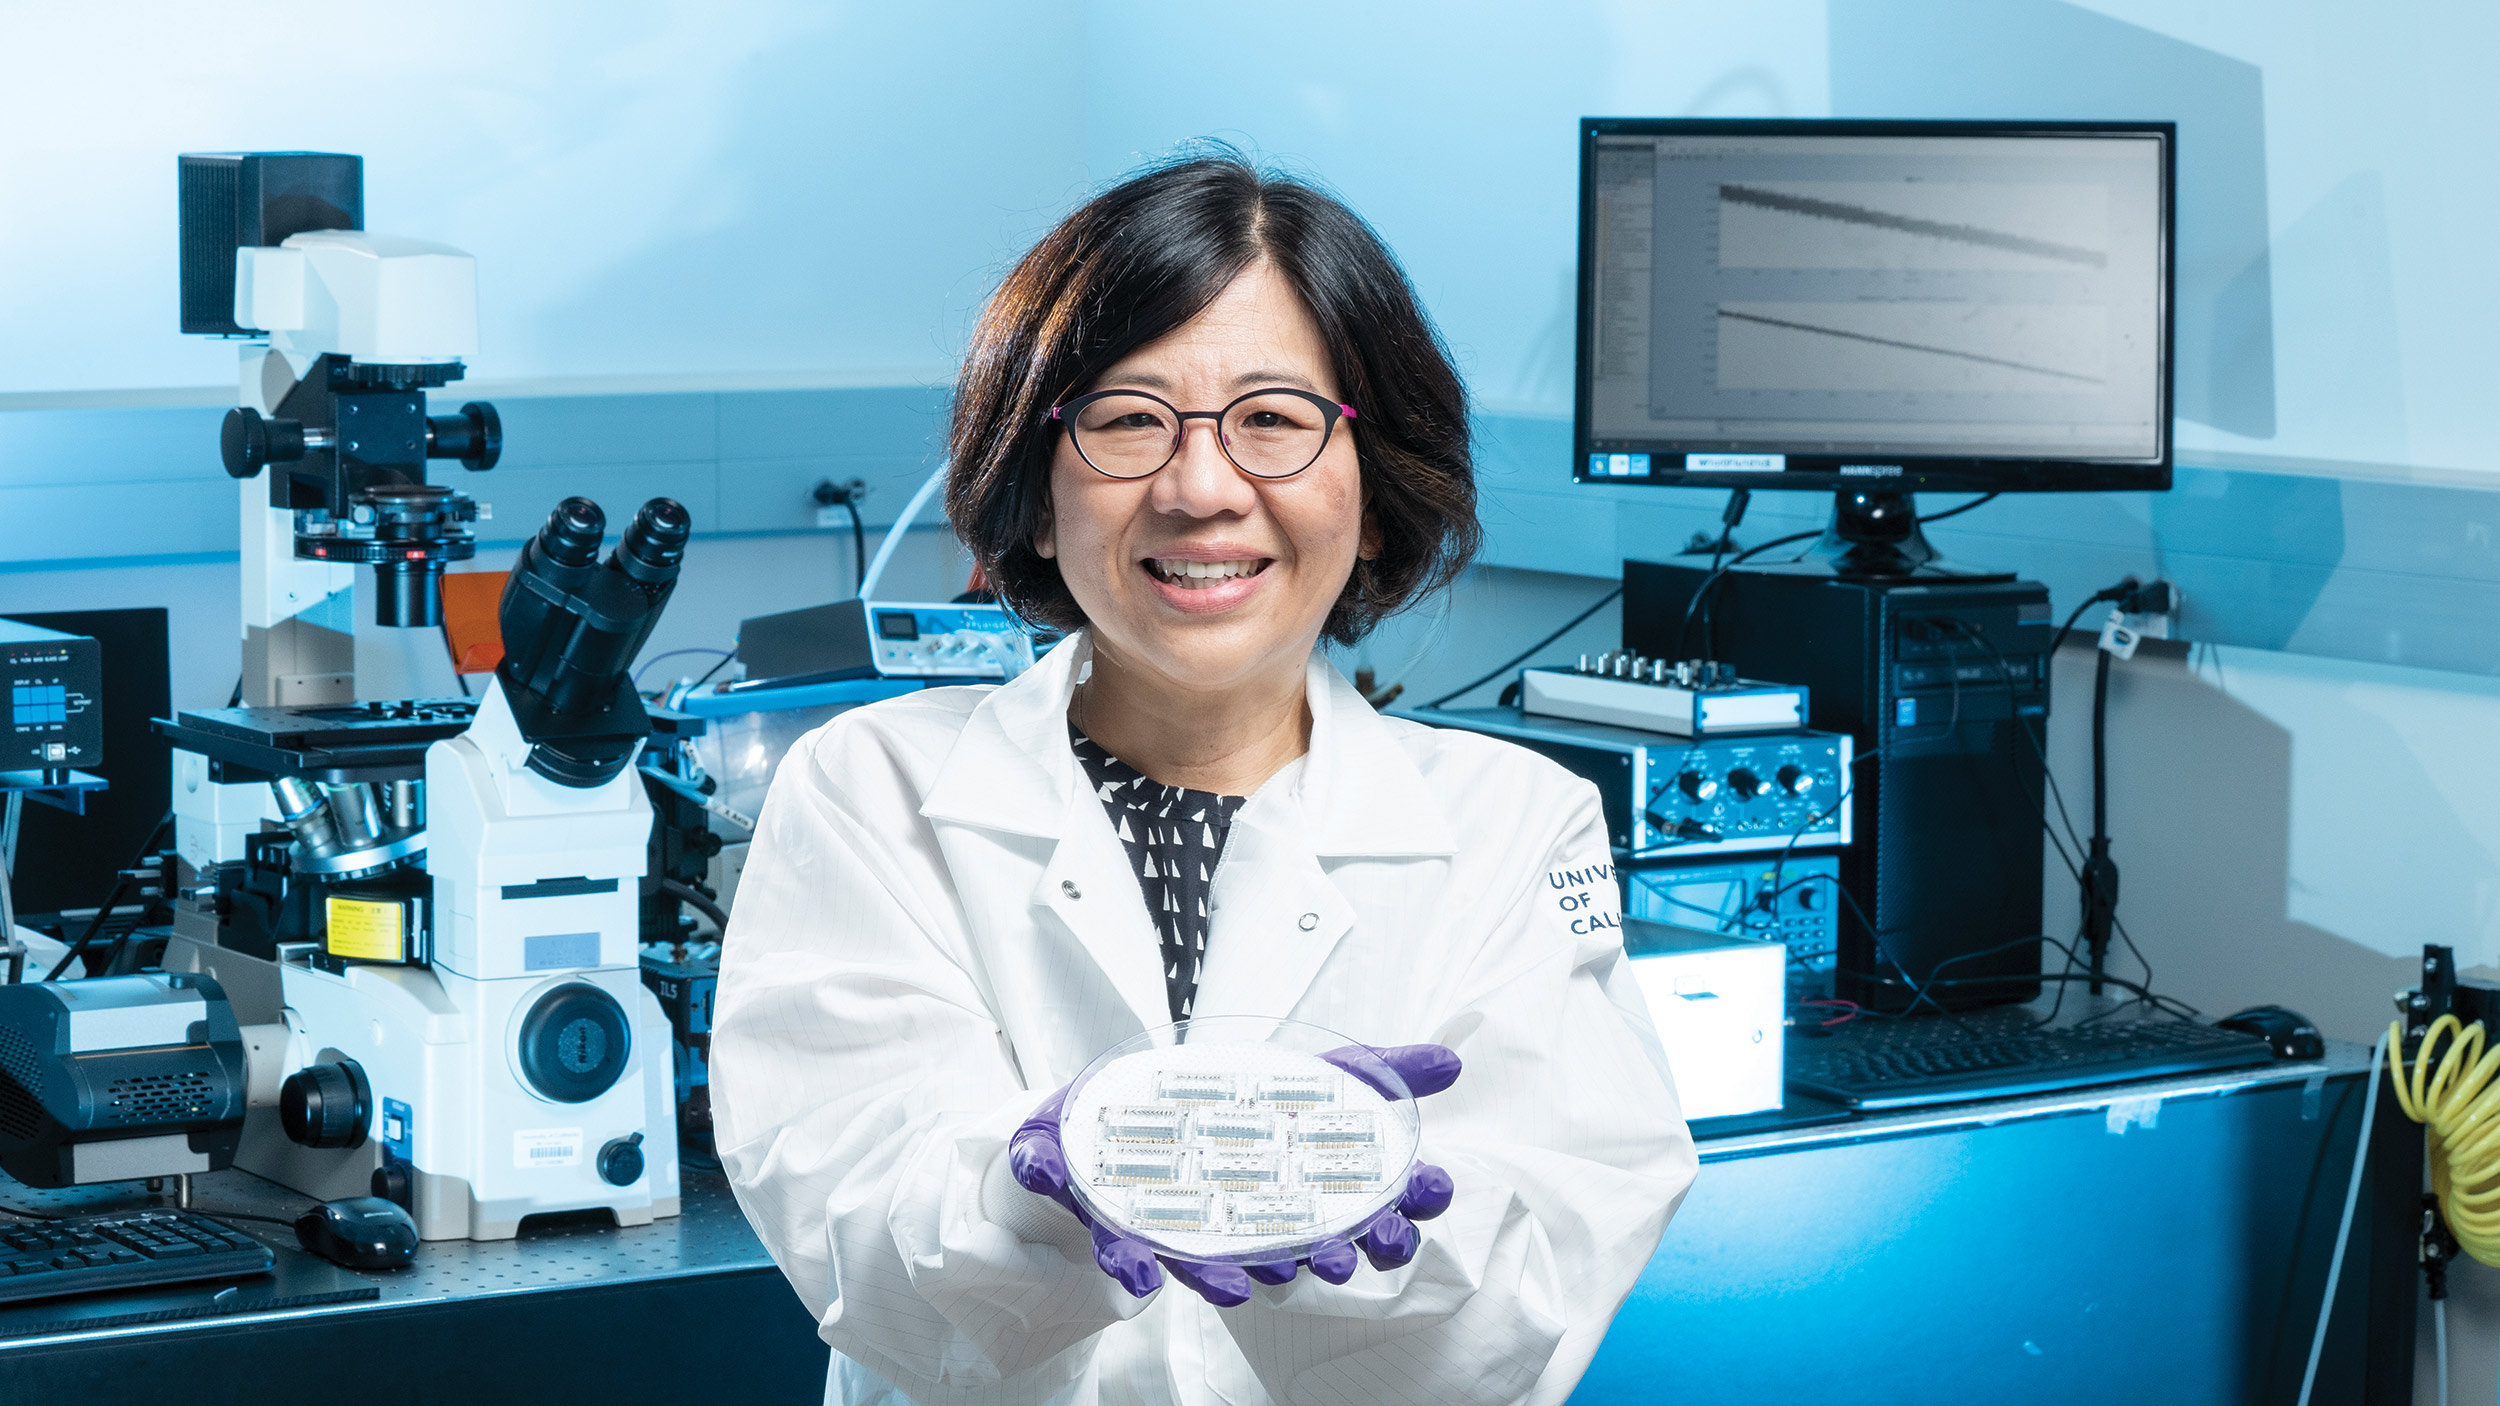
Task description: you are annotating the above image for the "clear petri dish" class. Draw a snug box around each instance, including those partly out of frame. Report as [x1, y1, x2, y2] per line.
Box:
[1059, 1016, 1422, 1265]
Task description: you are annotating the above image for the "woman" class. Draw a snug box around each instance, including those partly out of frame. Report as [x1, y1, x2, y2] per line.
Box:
[714, 154, 1696, 1406]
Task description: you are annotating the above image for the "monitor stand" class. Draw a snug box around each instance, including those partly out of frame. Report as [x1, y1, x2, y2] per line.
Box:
[1756, 490, 2015, 583]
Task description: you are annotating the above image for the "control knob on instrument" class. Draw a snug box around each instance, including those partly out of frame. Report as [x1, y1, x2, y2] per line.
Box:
[1776, 765, 1815, 796]
[1676, 770, 1718, 802]
[1727, 768, 1769, 798]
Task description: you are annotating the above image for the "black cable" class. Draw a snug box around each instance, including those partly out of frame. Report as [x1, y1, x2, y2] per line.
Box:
[1675, 529, 1821, 661]
[1914, 491, 1998, 525]
[1421, 586, 1623, 710]
[43, 812, 171, 982]
[2092, 648, 2112, 841]
[1950, 618, 2164, 1001]
[633, 648, 735, 690]
[689, 649, 736, 691]
[843, 498, 867, 595]
[2048, 577, 2136, 658]
[660, 878, 730, 936]
[2082, 645, 2120, 993]
[44, 873, 132, 983]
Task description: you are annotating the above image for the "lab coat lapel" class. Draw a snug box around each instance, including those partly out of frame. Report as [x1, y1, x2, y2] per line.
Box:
[1191, 655, 1453, 1026]
[1032, 783, 1176, 1035]
[1188, 797, 1353, 1030]
[922, 633, 1172, 1035]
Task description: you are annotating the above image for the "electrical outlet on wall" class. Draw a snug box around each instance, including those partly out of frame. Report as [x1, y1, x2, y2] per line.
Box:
[2098, 579, 2181, 659]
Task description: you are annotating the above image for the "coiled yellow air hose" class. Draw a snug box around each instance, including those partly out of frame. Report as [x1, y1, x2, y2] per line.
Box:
[2388, 1014, 2500, 1264]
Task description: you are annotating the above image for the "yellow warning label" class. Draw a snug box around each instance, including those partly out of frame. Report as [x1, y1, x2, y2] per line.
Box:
[325, 897, 406, 961]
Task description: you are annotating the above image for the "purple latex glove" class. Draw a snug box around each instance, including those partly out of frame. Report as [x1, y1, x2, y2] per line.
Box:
[1244, 1046, 1463, 1284]
[1010, 1087, 1251, 1305]
[1320, 1042, 1463, 1100]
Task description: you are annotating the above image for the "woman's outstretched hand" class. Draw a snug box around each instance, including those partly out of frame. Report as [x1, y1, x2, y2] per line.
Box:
[1010, 1087, 1256, 1305]
[1007, 1042, 1463, 1301]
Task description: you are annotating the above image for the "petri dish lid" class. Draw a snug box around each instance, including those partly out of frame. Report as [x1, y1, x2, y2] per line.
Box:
[1059, 1016, 1422, 1266]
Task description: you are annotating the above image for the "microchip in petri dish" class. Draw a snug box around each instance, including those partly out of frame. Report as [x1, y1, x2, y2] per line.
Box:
[1257, 1073, 1339, 1109]
[1192, 1110, 1278, 1147]
[1199, 1152, 1285, 1188]
[1157, 1071, 1238, 1103]
[1298, 1150, 1385, 1192]
[1098, 1150, 1185, 1185]
[1228, 1193, 1320, 1235]
[1103, 1105, 1185, 1143]
[1131, 1188, 1214, 1231]
[1293, 1112, 1377, 1146]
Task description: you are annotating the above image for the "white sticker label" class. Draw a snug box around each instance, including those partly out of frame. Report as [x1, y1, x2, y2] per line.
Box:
[514, 1127, 584, 1169]
[1686, 453, 1785, 473]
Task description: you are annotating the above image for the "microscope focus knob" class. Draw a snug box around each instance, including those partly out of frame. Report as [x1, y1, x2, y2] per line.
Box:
[220, 407, 307, 479]
[597, 1132, 647, 1187]
[281, 1059, 373, 1149]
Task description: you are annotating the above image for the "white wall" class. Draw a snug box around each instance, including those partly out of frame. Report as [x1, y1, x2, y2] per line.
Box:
[0, 1, 1086, 397]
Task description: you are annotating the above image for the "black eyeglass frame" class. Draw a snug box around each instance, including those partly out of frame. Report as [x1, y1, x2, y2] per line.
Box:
[1047, 387, 1359, 481]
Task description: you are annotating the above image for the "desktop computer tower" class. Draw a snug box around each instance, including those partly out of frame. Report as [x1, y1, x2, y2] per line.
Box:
[1622, 563, 2052, 1010]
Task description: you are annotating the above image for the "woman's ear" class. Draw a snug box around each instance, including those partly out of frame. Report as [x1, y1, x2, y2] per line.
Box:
[1358, 508, 1382, 562]
[1034, 508, 1057, 560]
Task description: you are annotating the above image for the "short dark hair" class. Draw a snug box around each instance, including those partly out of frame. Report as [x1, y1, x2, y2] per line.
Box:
[947, 152, 1478, 646]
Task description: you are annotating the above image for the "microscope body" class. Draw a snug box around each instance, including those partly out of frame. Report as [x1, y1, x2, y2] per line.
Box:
[158, 498, 693, 1239]
[400, 678, 680, 1236]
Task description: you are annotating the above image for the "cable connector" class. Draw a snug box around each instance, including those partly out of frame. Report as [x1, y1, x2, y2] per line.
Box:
[2117, 579, 2177, 616]
[2097, 578, 2181, 660]
[2423, 1195, 2460, 1301]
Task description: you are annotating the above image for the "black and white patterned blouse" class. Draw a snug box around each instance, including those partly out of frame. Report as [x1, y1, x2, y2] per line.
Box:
[1070, 725, 1249, 1023]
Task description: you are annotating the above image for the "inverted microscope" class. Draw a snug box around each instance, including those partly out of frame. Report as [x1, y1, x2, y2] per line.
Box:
[78, 152, 700, 1238]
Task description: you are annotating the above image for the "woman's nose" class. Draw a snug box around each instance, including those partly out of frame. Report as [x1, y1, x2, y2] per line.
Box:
[1151, 418, 1258, 517]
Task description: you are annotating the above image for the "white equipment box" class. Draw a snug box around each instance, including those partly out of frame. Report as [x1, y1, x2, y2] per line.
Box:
[1624, 918, 1785, 1121]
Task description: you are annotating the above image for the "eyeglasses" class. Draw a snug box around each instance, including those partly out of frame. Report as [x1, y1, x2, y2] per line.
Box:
[1049, 387, 1357, 481]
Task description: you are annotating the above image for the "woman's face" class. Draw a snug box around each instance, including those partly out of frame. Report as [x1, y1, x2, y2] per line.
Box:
[1037, 261, 1375, 699]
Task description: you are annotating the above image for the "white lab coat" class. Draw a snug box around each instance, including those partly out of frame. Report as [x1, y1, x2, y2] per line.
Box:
[713, 632, 1696, 1406]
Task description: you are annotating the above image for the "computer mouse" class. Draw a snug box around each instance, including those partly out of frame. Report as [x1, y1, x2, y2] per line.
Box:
[294, 1196, 419, 1271]
[2218, 1005, 2326, 1061]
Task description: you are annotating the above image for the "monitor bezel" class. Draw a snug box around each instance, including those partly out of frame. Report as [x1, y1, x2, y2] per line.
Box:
[1573, 117, 2176, 495]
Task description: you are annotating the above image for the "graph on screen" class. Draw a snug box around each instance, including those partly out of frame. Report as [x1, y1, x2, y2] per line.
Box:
[1586, 131, 2165, 461]
[1715, 301, 2109, 393]
[1715, 181, 2110, 272]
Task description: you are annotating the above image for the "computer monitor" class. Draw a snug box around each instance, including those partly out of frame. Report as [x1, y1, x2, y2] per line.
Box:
[1576, 118, 2173, 574]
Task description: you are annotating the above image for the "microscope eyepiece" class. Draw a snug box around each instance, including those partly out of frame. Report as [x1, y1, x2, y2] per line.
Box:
[617, 498, 691, 584]
[495, 495, 692, 786]
[540, 498, 606, 568]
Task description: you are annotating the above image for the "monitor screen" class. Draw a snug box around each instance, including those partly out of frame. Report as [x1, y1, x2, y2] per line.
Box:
[1577, 120, 2172, 494]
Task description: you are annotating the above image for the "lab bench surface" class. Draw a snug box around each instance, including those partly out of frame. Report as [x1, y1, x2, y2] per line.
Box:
[0, 1165, 828, 1403]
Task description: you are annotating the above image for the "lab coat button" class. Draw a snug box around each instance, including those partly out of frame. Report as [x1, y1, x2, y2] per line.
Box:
[1297, 912, 1318, 931]
[1062, 880, 1081, 900]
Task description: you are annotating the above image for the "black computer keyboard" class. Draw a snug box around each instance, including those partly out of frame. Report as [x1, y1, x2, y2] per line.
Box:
[0, 1208, 274, 1304]
[1787, 1015, 2281, 1110]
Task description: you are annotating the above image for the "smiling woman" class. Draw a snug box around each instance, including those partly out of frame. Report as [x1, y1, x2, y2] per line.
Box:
[949, 155, 1479, 654]
[711, 151, 1696, 1406]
